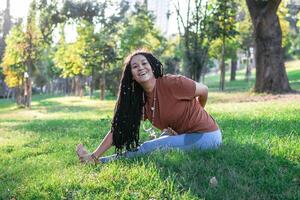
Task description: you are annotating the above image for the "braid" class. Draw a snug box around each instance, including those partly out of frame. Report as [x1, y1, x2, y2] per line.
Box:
[111, 50, 163, 153]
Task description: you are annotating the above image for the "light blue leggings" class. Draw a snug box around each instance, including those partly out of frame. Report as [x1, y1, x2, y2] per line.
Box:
[99, 129, 222, 163]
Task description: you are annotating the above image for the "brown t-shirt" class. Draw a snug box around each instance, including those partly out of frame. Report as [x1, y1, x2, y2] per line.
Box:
[144, 74, 218, 134]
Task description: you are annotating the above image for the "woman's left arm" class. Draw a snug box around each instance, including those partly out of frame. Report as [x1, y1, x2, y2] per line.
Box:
[195, 82, 208, 108]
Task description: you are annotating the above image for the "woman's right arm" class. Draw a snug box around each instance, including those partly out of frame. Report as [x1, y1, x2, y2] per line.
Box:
[92, 130, 113, 158]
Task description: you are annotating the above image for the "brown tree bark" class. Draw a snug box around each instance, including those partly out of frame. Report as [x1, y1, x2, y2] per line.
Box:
[90, 66, 95, 98]
[246, 0, 292, 93]
[24, 77, 32, 108]
[99, 73, 106, 100]
[219, 35, 226, 91]
[230, 59, 237, 81]
[71, 78, 76, 95]
[245, 49, 251, 82]
[16, 85, 22, 106]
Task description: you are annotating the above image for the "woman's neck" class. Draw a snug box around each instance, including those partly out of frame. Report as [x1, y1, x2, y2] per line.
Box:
[141, 78, 156, 94]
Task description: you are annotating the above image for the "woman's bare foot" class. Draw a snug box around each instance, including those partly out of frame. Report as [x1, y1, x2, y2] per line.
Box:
[76, 144, 89, 158]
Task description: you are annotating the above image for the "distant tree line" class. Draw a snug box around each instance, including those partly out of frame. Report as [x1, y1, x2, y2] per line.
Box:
[0, 0, 299, 108]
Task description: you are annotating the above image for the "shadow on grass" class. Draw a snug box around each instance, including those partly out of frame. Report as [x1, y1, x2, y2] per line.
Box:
[1, 115, 299, 199]
[120, 140, 299, 199]
[1, 140, 298, 199]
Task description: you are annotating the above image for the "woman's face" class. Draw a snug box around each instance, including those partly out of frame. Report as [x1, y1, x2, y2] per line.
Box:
[130, 54, 155, 84]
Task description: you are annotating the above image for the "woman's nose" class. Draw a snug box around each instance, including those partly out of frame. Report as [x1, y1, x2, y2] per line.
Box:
[137, 64, 144, 70]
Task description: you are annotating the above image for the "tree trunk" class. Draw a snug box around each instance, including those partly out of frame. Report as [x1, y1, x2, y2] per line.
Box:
[230, 59, 237, 81]
[99, 73, 106, 100]
[245, 49, 251, 82]
[246, 0, 292, 93]
[16, 85, 22, 106]
[75, 76, 80, 96]
[90, 66, 95, 98]
[219, 37, 226, 91]
[24, 77, 32, 108]
[79, 75, 84, 98]
[71, 77, 76, 95]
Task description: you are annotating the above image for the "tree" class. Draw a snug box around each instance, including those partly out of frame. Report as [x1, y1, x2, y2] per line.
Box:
[209, 38, 239, 81]
[1, 24, 27, 105]
[211, 0, 238, 91]
[77, 19, 117, 99]
[175, 0, 219, 81]
[74, 0, 126, 99]
[246, 0, 292, 93]
[22, 0, 43, 107]
[36, 0, 65, 45]
[119, 2, 166, 58]
[53, 28, 87, 97]
[0, 0, 12, 62]
[235, 1, 254, 82]
[2, 0, 43, 107]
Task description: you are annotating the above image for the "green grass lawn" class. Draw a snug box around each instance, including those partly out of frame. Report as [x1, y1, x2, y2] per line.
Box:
[0, 61, 300, 199]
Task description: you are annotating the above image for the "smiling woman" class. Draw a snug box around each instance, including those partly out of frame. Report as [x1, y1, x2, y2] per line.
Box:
[76, 49, 222, 164]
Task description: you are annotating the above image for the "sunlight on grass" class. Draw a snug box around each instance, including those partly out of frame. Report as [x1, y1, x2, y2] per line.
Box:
[0, 63, 299, 199]
[286, 60, 300, 71]
[1, 94, 299, 199]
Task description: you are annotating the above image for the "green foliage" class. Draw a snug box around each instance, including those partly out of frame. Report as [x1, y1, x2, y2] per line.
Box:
[277, 1, 290, 48]
[1, 25, 27, 87]
[53, 40, 86, 78]
[119, 3, 166, 58]
[24, 0, 43, 68]
[160, 35, 182, 74]
[175, 0, 217, 80]
[297, 11, 300, 28]
[210, 0, 238, 40]
[209, 38, 239, 61]
[77, 20, 117, 74]
[36, 0, 66, 45]
[235, 0, 253, 52]
[62, 0, 101, 23]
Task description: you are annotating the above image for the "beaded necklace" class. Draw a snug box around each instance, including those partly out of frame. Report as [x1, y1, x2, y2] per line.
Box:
[142, 84, 157, 138]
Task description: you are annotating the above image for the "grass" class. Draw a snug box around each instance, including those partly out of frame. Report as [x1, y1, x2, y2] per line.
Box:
[205, 59, 300, 91]
[0, 61, 300, 199]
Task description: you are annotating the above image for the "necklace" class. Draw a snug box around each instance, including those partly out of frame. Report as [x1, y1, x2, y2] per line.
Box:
[142, 84, 157, 138]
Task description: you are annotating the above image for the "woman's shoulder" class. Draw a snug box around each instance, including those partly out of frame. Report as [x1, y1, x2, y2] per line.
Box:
[158, 74, 196, 99]
[159, 74, 193, 85]
[160, 74, 185, 82]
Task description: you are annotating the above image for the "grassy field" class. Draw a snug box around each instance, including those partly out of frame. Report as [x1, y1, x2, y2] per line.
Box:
[0, 62, 300, 199]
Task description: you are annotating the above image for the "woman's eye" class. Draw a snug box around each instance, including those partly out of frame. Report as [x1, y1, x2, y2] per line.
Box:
[142, 63, 147, 65]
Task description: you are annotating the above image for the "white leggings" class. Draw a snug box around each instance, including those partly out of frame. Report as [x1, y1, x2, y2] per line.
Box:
[99, 129, 222, 163]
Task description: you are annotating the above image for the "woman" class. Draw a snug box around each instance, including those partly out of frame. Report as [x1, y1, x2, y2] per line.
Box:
[76, 50, 222, 163]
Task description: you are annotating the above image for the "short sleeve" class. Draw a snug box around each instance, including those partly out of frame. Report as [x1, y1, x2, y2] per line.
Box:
[162, 75, 196, 100]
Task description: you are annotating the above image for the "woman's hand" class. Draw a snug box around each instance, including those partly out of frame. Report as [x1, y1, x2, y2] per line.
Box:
[195, 82, 208, 108]
[79, 153, 95, 164]
[161, 127, 178, 136]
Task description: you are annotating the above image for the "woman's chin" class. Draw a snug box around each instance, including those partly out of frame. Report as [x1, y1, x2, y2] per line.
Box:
[136, 76, 152, 83]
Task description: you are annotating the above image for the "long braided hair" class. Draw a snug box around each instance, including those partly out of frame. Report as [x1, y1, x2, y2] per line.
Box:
[111, 50, 163, 153]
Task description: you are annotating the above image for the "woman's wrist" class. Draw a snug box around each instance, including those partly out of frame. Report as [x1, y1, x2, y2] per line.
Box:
[91, 153, 99, 163]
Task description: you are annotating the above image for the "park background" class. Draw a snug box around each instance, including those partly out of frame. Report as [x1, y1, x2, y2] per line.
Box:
[0, 0, 299, 199]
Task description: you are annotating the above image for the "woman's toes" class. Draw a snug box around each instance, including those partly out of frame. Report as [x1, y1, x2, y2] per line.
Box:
[76, 144, 88, 157]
